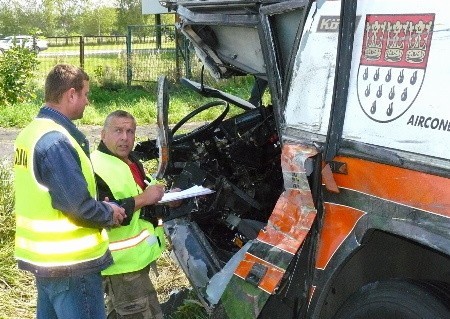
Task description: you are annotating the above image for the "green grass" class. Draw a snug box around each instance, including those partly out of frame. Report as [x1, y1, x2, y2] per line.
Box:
[0, 75, 264, 128]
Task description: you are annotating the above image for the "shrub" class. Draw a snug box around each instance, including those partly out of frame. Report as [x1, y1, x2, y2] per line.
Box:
[0, 47, 40, 105]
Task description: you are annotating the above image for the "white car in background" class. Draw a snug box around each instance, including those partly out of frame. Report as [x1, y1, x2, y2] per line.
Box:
[0, 35, 48, 53]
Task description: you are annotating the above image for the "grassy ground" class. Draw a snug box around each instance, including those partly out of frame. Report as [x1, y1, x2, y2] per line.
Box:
[0, 75, 269, 318]
[0, 75, 260, 128]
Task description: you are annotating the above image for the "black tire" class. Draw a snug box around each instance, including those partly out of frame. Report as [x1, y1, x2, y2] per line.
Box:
[334, 279, 450, 319]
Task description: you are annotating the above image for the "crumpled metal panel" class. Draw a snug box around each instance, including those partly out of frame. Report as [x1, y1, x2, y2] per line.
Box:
[220, 144, 319, 318]
[164, 218, 222, 308]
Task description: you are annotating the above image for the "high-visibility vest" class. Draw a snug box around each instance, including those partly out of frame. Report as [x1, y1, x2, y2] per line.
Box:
[91, 150, 164, 275]
[14, 118, 109, 267]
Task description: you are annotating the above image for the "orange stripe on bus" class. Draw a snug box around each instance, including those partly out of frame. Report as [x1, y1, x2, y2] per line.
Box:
[333, 156, 450, 218]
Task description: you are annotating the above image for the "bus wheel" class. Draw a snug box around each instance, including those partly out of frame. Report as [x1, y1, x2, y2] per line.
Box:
[334, 279, 450, 319]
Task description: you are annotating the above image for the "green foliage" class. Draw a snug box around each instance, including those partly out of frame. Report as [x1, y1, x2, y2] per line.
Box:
[91, 56, 127, 89]
[168, 299, 208, 319]
[0, 1, 175, 37]
[80, 7, 118, 36]
[116, 0, 152, 34]
[0, 102, 40, 127]
[0, 47, 40, 105]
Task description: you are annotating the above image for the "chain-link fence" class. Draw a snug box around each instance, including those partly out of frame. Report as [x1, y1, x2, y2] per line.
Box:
[34, 25, 195, 86]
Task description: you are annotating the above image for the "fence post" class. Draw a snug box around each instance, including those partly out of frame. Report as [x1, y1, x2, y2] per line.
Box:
[175, 27, 180, 80]
[80, 36, 84, 68]
[184, 37, 192, 78]
[155, 15, 162, 50]
[126, 26, 132, 86]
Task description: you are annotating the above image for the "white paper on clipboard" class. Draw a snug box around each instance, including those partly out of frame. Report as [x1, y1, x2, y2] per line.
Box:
[158, 185, 215, 204]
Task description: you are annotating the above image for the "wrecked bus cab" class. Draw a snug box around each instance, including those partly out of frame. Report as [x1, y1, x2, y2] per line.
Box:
[136, 0, 450, 318]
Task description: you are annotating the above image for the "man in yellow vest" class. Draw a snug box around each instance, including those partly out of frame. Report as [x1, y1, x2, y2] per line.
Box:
[14, 64, 127, 319]
[91, 110, 167, 319]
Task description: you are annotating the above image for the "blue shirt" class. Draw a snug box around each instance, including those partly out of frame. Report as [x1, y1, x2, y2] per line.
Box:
[34, 106, 114, 228]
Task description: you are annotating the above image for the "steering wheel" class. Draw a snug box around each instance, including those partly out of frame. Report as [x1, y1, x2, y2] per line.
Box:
[171, 100, 229, 145]
[154, 75, 170, 179]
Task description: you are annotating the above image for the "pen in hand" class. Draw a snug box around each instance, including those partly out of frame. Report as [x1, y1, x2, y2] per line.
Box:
[144, 179, 169, 192]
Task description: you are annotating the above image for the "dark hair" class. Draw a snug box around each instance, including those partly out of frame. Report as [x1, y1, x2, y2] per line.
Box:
[44, 64, 89, 103]
[103, 110, 136, 129]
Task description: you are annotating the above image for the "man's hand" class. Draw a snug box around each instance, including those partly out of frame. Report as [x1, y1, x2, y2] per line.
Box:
[134, 184, 166, 211]
[142, 184, 165, 205]
[105, 201, 127, 226]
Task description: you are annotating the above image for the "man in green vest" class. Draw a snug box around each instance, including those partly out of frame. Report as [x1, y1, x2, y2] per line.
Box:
[14, 64, 127, 319]
[91, 110, 168, 319]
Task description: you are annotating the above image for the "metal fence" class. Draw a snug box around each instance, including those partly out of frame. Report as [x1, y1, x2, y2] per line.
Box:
[35, 24, 194, 86]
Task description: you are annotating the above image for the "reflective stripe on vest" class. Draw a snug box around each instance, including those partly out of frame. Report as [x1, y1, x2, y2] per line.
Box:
[14, 118, 109, 267]
[108, 229, 158, 251]
[91, 150, 163, 275]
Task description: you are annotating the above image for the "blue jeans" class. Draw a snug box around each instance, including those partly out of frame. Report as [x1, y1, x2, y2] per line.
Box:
[36, 273, 106, 319]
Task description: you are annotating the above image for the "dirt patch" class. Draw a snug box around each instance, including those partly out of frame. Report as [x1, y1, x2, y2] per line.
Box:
[0, 125, 159, 162]
[0, 128, 20, 161]
[1, 123, 202, 162]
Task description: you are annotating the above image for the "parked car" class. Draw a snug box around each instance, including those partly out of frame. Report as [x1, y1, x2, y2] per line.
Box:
[0, 38, 11, 53]
[0, 35, 48, 53]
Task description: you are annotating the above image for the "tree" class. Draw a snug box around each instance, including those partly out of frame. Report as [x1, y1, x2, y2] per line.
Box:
[0, 6, 18, 36]
[116, 0, 151, 33]
[80, 6, 117, 36]
[0, 0, 172, 37]
[40, 0, 59, 36]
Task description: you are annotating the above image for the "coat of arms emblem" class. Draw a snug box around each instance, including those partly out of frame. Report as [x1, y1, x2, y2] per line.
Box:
[357, 14, 434, 123]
